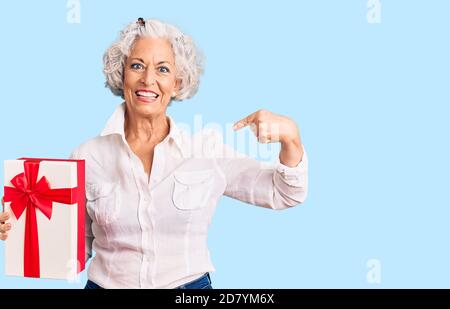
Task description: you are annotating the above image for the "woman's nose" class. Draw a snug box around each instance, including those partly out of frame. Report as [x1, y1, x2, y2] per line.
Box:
[140, 69, 156, 86]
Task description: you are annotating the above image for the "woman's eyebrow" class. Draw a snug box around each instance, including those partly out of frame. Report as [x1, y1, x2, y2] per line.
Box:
[130, 57, 145, 63]
[156, 61, 173, 66]
[130, 58, 173, 66]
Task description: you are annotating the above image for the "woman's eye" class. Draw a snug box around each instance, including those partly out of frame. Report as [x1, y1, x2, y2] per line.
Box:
[159, 66, 170, 73]
[131, 63, 144, 70]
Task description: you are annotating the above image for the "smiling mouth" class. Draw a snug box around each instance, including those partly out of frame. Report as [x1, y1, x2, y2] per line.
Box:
[135, 90, 160, 99]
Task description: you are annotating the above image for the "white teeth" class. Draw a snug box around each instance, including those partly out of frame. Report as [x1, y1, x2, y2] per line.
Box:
[136, 91, 158, 98]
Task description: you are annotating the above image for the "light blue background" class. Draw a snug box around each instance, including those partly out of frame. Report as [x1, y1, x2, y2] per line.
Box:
[1, 0, 449, 288]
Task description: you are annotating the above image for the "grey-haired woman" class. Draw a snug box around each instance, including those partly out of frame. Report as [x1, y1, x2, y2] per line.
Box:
[1, 18, 308, 289]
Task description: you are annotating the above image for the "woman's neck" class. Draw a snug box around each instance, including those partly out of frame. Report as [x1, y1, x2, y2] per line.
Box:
[124, 110, 170, 145]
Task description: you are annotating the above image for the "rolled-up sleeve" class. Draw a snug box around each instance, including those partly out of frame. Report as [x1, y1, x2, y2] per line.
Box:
[216, 139, 309, 210]
[69, 148, 94, 263]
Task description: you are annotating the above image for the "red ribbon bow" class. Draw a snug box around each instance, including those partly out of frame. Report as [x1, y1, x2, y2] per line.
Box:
[4, 161, 76, 278]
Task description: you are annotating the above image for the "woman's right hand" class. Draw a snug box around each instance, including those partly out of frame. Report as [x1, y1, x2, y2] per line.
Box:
[1, 197, 12, 241]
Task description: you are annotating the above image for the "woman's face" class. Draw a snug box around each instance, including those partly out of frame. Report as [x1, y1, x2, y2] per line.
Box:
[123, 37, 179, 117]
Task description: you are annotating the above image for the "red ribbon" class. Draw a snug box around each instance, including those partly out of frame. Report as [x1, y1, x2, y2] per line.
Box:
[4, 161, 76, 278]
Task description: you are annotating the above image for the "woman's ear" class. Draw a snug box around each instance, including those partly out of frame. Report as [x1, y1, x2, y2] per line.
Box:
[173, 79, 182, 97]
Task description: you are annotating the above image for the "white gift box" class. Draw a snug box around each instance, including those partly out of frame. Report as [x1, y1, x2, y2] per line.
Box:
[3, 158, 85, 280]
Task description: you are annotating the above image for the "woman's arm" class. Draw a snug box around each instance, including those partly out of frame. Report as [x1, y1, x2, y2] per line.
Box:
[215, 109, 308, 210]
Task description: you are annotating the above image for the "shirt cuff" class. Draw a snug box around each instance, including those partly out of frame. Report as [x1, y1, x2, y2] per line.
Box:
[275, 146, 308, 185]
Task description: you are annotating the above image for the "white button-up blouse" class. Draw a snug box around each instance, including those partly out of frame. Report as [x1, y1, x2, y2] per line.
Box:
[70, 103, 309, 288]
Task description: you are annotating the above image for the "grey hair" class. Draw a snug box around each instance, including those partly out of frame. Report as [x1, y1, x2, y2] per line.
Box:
[103, 18, 204, 101]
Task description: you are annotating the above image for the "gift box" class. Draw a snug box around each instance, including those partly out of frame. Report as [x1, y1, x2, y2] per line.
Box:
[3, 158, 85, 280]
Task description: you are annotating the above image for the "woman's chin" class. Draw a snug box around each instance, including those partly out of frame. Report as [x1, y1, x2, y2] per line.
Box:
[129, 98, 167, 115]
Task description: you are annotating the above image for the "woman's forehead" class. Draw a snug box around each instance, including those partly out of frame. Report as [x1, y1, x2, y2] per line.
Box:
[130, 37, 175, 62]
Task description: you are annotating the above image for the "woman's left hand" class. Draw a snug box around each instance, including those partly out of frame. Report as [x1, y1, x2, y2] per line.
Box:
[233, 109, 304, 167]
[233, 109, 300, 144]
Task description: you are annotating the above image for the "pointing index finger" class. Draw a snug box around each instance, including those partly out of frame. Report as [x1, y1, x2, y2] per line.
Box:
[233, 113, 256, 131]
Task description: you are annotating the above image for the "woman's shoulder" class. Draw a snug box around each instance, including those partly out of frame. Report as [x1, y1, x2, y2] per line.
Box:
[69, 134, 120, 160]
